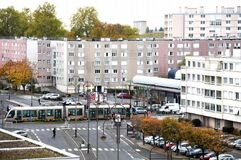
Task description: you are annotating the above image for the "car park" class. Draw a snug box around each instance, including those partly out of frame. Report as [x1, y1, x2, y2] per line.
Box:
[209, 154, 235, 160]
[12, 130, 28, 137]
[133, 107, 147, 114]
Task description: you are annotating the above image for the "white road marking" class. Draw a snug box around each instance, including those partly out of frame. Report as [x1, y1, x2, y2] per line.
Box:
[92, 128, 96, 130]
[78, 128, 81, 130]
[135, 149, 141, 152]
[74, 148, 78, 151]
[123, 149, 134, 159]
[46, 129, 50, 131]
[31, 129, 34, 132]
[110, 148, 115, 151]
[36, 129, 39, 131]
[26, 129, 29, 132]
[56, 128, 60, 130]
[92, 148, 96, 151]
[81, 148, 87, 151]
[121, 135, 135, 145]
[98, 148, 103, 151]
[104, 148, 109, 151]
[82, 128, 86, 130]
[62, 149, 66, 151]
[41, 129, 45, 131]
[67, 148, 72, 151]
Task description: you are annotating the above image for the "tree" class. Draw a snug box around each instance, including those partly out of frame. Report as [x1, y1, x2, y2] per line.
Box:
[71, 7, 99, 38]
[140, 117, 161, 145]
[0, 7, 29, 37]
[0, 59, 33, 92]
[28, 2, 66, 38]
[160, 118, 183, 153]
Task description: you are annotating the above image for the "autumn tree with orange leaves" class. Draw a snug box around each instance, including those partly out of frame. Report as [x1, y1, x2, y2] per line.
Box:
[0, 59, 33, 92]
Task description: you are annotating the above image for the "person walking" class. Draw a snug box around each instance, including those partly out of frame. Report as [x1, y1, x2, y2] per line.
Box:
[53, 128, 56, 138]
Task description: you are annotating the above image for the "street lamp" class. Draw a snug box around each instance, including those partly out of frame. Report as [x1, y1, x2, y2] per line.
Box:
[84, 81, 94, 154]
[115, 114, 121, 160]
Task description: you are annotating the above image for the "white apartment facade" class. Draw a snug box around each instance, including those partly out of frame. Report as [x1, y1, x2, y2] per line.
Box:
[133, 21, 147, 35]
[164, 6, 241, 39]
[48, 39, 160, 93]
[180, 56, 241, 130]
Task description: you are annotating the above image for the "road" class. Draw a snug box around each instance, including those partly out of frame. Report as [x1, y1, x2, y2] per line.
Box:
[1, 92, 241, 160]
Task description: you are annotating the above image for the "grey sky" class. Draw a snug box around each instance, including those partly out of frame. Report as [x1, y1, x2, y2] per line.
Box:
[0, 0, 240, 30]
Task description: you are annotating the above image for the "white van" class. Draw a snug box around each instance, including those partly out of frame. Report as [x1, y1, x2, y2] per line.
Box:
[158, 103, 180, 114]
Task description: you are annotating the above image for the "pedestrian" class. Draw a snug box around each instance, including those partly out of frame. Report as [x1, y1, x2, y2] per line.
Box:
[53, 128, 56, 138]
[38, 98, 41, 105]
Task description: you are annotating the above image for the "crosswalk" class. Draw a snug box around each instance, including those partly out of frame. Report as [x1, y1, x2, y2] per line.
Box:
[61, 147, 141, 152]
[25, 127, 101, 132]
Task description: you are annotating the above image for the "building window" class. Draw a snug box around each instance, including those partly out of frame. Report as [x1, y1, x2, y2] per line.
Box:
[189, 27, 194, 31]
[112, 52, 117, 57]
[95, 70, 100, 73]
[189, 14, 194, 18]
[95, 52, 100, 57]
[226, 20, 231, 24]
[200, 27, 205, 31]
[104, 44, 110, 48]
[78, 44, 83, 48]
[201, 14, 205, 18]
[104, 69, 109, 73]
[168, 51, 173, 56]
[69, 52, 74, 56]
[226, 14, 231, 18]
[200, 21, 205, 24]
[138, 52, 142, 57]
[113, 69, 117, 73]
[226, 27, 230, 30]
[147, 52, 152, 56]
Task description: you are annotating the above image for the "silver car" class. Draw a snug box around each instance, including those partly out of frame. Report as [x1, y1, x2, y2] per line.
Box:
[12, 130, 28, 137]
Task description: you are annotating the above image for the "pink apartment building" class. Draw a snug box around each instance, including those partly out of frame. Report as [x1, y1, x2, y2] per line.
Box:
[0, 39, 27, 68]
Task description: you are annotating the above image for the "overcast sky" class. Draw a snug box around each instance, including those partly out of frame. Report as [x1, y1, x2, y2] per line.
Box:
[1, 0, 240, 30]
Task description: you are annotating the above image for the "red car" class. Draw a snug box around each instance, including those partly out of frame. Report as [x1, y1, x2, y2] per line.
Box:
[117, 93, 132, 99]
[199, 152, 216, 160]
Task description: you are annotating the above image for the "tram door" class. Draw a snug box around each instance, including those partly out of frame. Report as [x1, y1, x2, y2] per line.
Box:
[16, 110, 22, 121]
[89, 108, 96, 119]
[55, 109, 62, 119]
[38, 110, 46, 120]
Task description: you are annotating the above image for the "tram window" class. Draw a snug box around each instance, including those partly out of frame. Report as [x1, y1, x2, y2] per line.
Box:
[55, 109, 62, 118]
[7, 110, 15, 118]
[30, 110, 37, 117]
[98, 108, 103, 115]
[68, 109, 75, 116]
[47, 109, 53, 116]
[23, 110, 31, 117]
[77, 109, 82, 115]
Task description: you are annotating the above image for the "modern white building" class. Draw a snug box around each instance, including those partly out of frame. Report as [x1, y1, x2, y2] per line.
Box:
[164, 6, 241, 39]
[133, 21, 147, 35]
[180, 56, 241, 130]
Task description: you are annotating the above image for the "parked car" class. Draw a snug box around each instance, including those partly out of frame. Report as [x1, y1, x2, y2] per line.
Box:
[41, 93, 55, 99]
[229, 138, 241, 149]
[133, 107, 147, 114]
[62, 98, 76, 105]
[49, 93, 61, 100]
[144, 136, 153, 144]
[12, 130, 28, 137]
[79, 92, 86, 97]
[158, 103, 180, 114]
[186, 148, 209, 158]
[209, 154, 235, 160]
[200, 151, 216, 160]
[116, 92, 132, 99]
[165, 142, 175, 150]
[171, 142, 192, 155]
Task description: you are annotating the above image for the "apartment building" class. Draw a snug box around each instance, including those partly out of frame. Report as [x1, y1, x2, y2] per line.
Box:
[133, 21, 147, 34]
[34, 38, 241, 93]
[47, 39, 160, 93]
[164, 6, 241, 39]
[37, 40, 52, 86]
[0, 38, 27, 67]
[180, 56, 241, 130]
